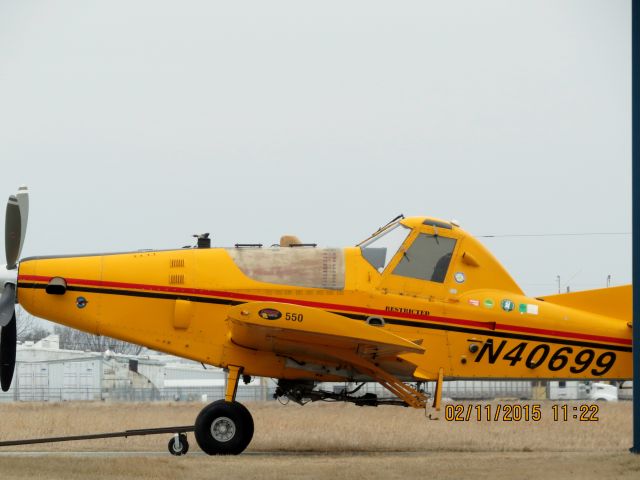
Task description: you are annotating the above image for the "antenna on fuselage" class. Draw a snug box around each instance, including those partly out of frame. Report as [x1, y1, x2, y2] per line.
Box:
[372, 214, 404, 237]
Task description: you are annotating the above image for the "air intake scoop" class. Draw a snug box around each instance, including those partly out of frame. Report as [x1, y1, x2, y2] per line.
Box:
[45, 277, 67, 295]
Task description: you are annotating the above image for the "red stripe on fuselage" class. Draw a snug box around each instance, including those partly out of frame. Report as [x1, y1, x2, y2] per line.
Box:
[18, 274, 632, 347]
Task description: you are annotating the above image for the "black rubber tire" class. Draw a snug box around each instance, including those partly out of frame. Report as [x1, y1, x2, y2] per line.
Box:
[194, 400, 254, 455]
[168, 433, 189, 456]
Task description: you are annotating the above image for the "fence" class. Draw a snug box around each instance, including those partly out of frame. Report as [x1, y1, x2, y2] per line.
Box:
[0, 381, 533, 403]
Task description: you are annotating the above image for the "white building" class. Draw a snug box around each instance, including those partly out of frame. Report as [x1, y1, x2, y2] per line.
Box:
[0, 335, 243, 402]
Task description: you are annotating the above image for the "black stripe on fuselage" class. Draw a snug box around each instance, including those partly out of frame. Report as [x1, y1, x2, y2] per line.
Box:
[17, 283, 243, 306]
[335, 312, 631, 352]
[18, 282, 632, 353]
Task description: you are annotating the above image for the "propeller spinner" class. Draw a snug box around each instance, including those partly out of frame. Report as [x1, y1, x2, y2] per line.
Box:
[0, 185, 29, 391]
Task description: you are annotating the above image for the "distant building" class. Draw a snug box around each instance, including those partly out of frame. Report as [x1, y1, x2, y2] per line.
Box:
[0, 335, 244, 402]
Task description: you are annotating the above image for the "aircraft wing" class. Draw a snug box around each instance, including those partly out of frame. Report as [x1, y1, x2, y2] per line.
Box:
[226, 301, 425, 365]
[226, 301, 430, 408]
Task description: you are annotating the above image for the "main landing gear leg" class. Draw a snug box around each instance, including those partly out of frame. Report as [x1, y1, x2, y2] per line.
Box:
[194, 365, 254, 455]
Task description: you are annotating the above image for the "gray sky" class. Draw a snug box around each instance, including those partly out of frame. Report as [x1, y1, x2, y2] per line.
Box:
[0, 0, 631, 297]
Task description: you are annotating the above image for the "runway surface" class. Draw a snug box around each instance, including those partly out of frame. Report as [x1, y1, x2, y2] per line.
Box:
[1, 449, 640, 480]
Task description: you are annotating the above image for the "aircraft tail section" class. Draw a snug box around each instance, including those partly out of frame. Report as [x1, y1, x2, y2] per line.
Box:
[538, 285, 631, 323]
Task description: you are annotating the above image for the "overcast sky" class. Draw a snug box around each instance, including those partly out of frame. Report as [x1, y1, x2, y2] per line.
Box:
[0, 0, 630, 298]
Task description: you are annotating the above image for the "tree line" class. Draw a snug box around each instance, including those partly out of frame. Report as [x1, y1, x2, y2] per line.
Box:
[16, 309, 144, 355]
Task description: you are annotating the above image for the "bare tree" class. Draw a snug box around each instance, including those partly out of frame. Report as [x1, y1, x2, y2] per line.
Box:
[53, 325, 144, 355]
[20, 326, 51, 343]
[14, 307, 144, 354]
[16, 308, 51, 342]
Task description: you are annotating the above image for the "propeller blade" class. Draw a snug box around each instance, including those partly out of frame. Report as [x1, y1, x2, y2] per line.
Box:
[5, 195, 21, 270]
[0, 283, 16, 327]
[16, 186, 29, 255]
[0, 311, 17, 391]
[5, 186, 28, 270]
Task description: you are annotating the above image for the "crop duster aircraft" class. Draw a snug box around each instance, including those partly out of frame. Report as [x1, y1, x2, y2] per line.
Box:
[0, 187, 632, 455]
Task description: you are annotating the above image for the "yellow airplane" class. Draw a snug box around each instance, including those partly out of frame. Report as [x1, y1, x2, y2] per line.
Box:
[0, 187, 632, 455]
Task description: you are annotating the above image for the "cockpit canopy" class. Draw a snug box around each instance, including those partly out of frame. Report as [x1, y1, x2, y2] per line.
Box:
[358, 217, 523, 295]
[359, 219, 457, 284]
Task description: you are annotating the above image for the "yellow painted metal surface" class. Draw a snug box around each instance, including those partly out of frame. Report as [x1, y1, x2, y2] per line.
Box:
[16, 216, 632, 398]
[225, 366, 242, 402]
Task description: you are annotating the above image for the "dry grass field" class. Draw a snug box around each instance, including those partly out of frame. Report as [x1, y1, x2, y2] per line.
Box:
[0, 400, 639, 479]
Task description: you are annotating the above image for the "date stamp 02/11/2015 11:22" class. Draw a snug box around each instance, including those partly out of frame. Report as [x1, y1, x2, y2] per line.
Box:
[444, 403, 600, 422]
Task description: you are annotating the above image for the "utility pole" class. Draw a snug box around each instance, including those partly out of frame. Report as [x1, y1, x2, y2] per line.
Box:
[556, 275, 561, 294]
[607, 274, 611, 287]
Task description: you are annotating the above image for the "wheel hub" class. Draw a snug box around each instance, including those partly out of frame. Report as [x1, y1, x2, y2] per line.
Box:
[211, 416, 236, 442]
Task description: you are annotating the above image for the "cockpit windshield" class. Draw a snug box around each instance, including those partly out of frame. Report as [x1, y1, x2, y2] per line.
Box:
[358, 222, 410, 272]
[392, 233, 456, 283]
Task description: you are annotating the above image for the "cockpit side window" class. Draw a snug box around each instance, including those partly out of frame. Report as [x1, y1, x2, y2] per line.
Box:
[359, 224, 410, 272]
[392, 233, 457, 283]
